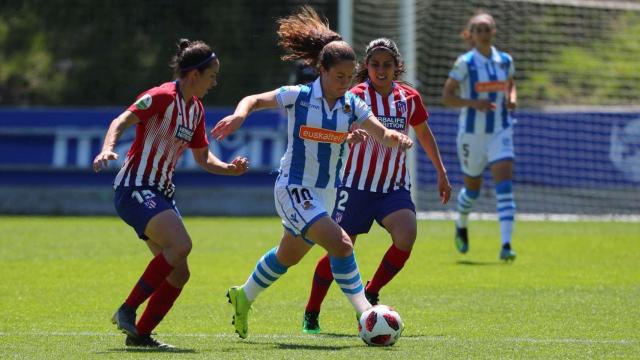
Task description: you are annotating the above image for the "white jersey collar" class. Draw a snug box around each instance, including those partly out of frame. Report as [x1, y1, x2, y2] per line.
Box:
[472, 46, 501, 63]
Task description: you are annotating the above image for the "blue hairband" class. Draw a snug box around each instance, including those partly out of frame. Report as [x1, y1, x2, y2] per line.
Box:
[180, 52, 216, 72]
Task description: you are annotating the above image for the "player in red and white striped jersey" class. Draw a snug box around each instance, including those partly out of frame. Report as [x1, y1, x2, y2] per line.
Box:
[302, 38, 451, 333]
[344, 77, 423, 193]
[93, 39, 248, 348]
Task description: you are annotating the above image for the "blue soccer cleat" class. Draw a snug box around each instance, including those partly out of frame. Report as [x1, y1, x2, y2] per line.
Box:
[500, 244, 516, 261]
[455, 226, 469, 254]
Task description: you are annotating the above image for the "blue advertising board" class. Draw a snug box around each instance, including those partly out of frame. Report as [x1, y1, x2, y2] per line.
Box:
[1, 108, 639, 189]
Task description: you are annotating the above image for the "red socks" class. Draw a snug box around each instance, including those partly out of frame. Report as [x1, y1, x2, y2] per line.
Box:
[305, 244, 411, 311]
[366, 245, 410, 294]
[305, 254, 334, 312]
[124, 253, 174, 310]
[136, 281, 182, 336]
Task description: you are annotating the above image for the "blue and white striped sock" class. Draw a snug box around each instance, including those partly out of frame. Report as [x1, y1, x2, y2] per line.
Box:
[496, 180, 516, 246]
[242, 247, 288, 302]
[456, 188, 480, 228]
[330, 253, 370, 314]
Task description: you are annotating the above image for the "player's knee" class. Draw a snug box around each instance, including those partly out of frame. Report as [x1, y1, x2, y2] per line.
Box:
[173, 238, 192, 259]
[180, 267, 191, 284]
[392, 228, 416, 251]
[330, 233, 354, 257]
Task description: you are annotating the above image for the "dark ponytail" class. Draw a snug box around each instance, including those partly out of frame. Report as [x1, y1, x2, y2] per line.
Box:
[170, 38, 216, 77]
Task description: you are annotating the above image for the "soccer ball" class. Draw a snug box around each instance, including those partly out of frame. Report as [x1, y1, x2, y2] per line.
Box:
[358, 305, 404, 346]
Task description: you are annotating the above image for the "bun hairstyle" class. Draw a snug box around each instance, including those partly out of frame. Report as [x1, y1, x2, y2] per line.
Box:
[277, 5, 355, 71]
[354, 37, 406, 84]
[460, 11, 497, 48]
[170, 38, 216, 76]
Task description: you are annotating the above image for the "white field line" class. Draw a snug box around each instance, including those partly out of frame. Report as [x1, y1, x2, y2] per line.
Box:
[416, 211, 640, 223]
[0, 332, 636, 345]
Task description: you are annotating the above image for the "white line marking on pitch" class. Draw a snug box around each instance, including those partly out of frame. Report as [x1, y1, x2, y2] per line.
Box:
[0, 332, 636, 345]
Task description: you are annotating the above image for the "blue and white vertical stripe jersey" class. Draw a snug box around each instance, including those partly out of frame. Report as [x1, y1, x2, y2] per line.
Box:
[449, 46, 515, 134]
[275, 78, 372, 189]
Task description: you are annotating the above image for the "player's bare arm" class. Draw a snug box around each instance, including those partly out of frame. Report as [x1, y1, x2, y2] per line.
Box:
[413, 122, 452, 204]
[506, 77, 517, 110]
[211, 90, 280, 141]
[93, 111, 140, 172]
[191, 147, 249, 176]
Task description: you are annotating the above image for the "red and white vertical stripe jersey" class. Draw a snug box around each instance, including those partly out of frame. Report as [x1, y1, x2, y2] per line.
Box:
[342, 81, 428, 193]
[113, 81, 209, 196]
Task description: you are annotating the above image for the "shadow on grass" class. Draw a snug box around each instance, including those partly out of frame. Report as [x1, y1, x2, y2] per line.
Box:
[275, 342, 358, 350]
[237, 335, 362, 351]
[456, 260, 502, 266]
[98, 348, 196, 354]
[316, 332, 358, 339]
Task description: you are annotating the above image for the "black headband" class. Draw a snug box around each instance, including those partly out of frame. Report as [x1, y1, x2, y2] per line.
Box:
[180, 52, 216, 72]
[367, 45, 394, 56]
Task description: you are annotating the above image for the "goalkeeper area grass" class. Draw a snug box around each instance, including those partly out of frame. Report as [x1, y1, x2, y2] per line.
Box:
[0, 216, 638, 359]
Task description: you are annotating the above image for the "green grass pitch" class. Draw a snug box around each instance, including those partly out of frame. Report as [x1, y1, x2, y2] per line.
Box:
[0, 216, 638, 359]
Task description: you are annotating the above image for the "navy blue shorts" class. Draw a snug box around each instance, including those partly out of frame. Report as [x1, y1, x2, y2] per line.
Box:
[114, 186, 180, 240]
[332, 187, 415, 235]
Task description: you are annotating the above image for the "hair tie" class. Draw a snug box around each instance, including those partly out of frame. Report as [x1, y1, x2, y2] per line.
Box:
[180, 52, 216, 72]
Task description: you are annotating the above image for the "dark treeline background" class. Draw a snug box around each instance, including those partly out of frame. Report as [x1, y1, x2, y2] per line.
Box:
[0, 0, 336, 106]
[1, 0, 638, 107]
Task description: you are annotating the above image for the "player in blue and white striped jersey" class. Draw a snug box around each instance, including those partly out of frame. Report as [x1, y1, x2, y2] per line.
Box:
[211, 6, 412, 339]
[443, 12, 518, 261]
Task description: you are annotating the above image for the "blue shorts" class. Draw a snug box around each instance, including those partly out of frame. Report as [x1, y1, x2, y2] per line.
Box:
[332, 187, 415, 235]
[114, 186, 180, 240]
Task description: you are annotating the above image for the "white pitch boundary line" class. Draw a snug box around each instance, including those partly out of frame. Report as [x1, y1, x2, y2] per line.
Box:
[0, 332, 636, 345]
[416, 211, 640, 223]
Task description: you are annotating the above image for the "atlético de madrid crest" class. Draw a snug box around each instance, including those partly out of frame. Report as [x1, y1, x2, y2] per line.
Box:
[396, 100, 407, 114]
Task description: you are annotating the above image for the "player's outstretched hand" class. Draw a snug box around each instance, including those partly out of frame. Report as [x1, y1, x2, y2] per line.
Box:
[393, 132, 413, 150]
[211, 115, 245, 141]
[438, 172, 452, 204]
[472, 99, 496, 112]
[93, 151, 119, 172]
[226, 156, 249, 176]
[347, 129, 368, 145]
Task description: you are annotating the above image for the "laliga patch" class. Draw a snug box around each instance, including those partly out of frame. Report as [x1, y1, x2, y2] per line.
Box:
[134, 94, 152, 110]
[175, 124, 194, 142]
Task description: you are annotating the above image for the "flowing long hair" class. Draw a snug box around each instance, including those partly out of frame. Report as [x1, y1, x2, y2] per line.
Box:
[277, 6, 355, 71]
